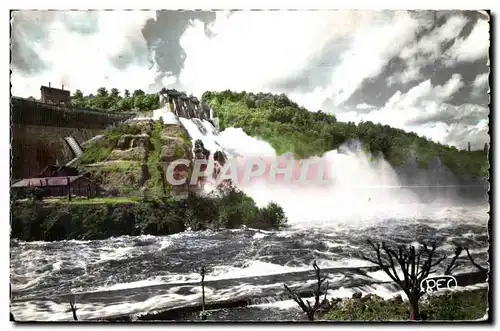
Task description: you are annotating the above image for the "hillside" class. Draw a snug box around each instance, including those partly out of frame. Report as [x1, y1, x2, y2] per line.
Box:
[75, 119, 193, 198]
[201, 90, 489, 178]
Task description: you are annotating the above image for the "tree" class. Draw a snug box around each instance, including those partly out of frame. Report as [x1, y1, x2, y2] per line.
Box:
[69, 297, 78, 320]
[284, 261, 328, 321]
[110, 88, 120, 98]
[143, 94, 160, 110]
[133, 89, 145, 97]
[97, 87, 108, 97]
[360, 241, 462, 320]
[116, 98, 133, 112]
[73, 89, 84, 99]
[124, 89, 130, 98]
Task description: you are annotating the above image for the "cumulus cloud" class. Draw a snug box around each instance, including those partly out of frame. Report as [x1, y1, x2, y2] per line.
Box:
[386, 14, 468, 86]
[471, 72, 490, 99]
[442, 17, 490, 66]
[11, 11, 157, 97]
[10, 10, 490, 150]
[336, 74, 488, 150]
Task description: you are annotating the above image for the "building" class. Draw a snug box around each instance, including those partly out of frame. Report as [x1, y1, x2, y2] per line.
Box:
[40, 84, 71, 106]
[11, 175, 102, 199]
[38, 165, 79, 177]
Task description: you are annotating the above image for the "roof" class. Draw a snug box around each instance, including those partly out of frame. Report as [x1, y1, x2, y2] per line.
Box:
[11, 176, 85, 188]
[40, 85, 69, 93]
[38, 165, 79, 177]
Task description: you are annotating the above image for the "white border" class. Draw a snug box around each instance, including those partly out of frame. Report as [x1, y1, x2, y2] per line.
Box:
[2, 1, 498, 330]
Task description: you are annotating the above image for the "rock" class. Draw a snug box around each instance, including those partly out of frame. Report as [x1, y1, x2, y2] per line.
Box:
[116, 134, 150, 150]
[160, 138, 187, 162]
[108, 147, 148, 162]
[131, 135, 150, 149]
[161, 124, 187, 139]
[194, 139, 210, 160]
[352, 292, 362, 299]
[116, 135, 134, 149]
[134, 120, 155, 134]
[214, 150, 227, 166]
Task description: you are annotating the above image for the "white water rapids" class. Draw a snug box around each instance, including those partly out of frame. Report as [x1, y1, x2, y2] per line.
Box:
[10, 109, 490, 321]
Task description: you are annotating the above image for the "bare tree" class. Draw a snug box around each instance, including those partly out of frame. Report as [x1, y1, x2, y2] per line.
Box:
[360, 241, 461, 320]
[465, 248, 488, 272]
[284, 261, 328, 321]
[200, 266, 207, 320]
[69, 298, 78, 321]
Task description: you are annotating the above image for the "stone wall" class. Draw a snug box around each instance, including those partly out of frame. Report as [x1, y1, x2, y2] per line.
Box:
[11, 97, 132, 129]
[11, 97, 135, 179]
[11, 124, 103, 178]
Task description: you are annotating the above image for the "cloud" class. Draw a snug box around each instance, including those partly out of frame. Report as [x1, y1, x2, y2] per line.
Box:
[356, 103, 375, 110]
[11, 11, 157, 97]
[386, 13, 468, 86]
[10, 10, 490, 150]
[442, 17, 490, 66]
[336, 74, 488, 150]
[473, 72, 489, 89]
[176, 11, 352, 96]
[141, 10, 217, 79]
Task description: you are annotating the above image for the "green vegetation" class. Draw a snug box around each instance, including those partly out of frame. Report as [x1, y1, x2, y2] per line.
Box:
[201, 90, 488, 177]
[78, 123, 143, 164]
[43, 197, 139, 205]
[147, 121, 166, 195]
[75, 119, 193, 197]
[322, 289, 487, 321]
[70, 88, 160, 112]
[10, 187, 288, 241]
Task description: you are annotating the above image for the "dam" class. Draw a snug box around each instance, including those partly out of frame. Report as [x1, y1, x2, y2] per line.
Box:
[10, 85, 214, 179]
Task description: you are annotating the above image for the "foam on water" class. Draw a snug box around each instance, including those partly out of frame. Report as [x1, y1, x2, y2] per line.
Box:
[173, 115, 488, 227]
[10, 111, 489, 321]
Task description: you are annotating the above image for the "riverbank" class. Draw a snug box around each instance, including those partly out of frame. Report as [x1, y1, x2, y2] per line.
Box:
[10, 188, 287, 241]
[322, 287, 488, 321]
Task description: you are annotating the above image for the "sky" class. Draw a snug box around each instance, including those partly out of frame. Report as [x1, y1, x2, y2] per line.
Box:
[10, 10, 490, 150]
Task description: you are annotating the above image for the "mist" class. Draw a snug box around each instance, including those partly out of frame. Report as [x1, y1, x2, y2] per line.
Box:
[174, 115, 479, 227]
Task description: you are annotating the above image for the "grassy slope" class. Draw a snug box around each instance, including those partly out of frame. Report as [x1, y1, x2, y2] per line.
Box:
[202, 91, 488, 177]
[76, 120, 192, 197]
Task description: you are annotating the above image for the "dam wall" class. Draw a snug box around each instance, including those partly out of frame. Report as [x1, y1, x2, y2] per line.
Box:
[11, 97, 134, 179]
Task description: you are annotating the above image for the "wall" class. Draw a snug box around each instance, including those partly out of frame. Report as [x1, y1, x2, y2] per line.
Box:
[11, 97, 133, 179]
[11, 124, 104, 178]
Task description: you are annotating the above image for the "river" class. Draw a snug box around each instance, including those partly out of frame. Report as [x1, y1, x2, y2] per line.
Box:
[10, 114, 490, 321]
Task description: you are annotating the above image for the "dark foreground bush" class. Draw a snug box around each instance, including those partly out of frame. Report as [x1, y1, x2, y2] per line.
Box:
[322, 288, 487, 321]
[10, 187, 287, 241]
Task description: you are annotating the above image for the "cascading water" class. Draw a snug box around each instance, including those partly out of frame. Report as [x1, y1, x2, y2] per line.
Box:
[173, 112, 468, 227]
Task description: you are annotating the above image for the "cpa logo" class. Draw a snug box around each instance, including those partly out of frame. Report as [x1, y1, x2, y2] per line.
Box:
[420, 275, 458, 293]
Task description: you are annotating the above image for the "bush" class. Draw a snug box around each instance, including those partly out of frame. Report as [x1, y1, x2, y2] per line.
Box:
[26, 187, 44, 201]
[10, 190, 288, 241]
[251, 201, 287, 229]
[323, 289, 488, 321]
